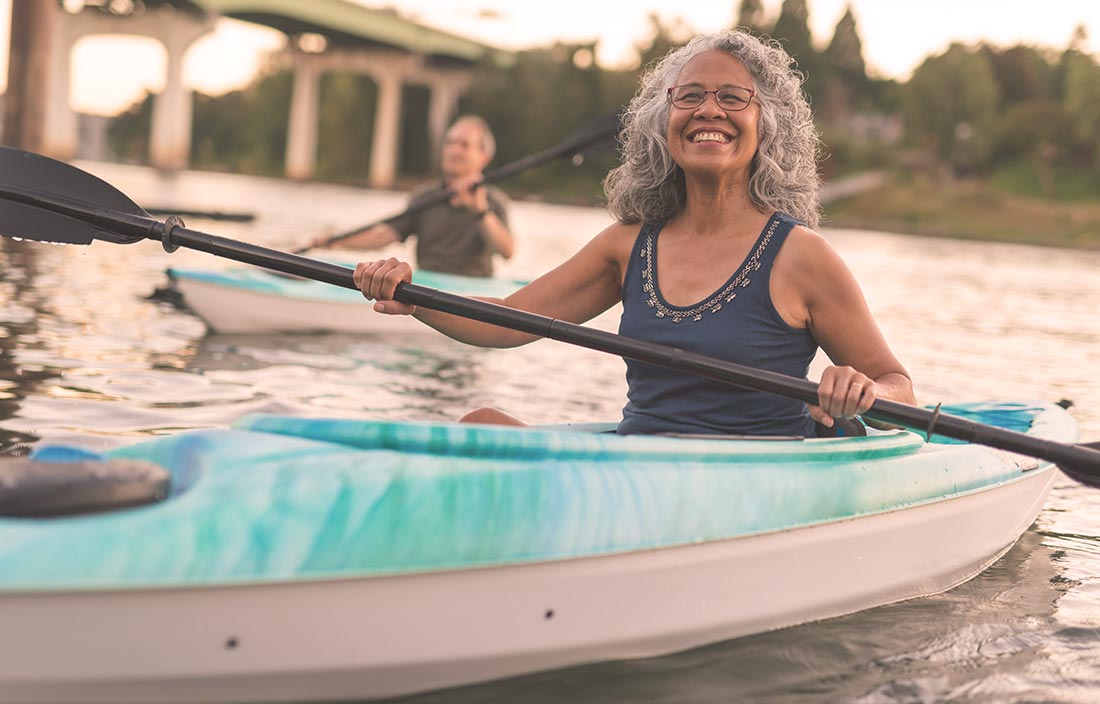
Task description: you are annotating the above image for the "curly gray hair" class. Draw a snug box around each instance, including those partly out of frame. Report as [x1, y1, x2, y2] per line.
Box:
[604, 30, 821, 228]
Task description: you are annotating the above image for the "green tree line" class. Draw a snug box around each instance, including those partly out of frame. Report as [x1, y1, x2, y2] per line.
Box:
[108, 0, 1100, 203]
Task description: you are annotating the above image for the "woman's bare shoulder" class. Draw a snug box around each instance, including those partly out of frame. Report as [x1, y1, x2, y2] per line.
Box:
[586, 220, 644, 260]
[597, 220, 644, 241]
[780, 223, 844, 271]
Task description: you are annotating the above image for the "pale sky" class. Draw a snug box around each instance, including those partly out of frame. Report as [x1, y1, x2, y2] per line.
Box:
[2, 0, 1099, 116]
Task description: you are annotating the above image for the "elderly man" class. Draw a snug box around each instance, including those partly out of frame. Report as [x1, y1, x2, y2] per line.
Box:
[320, 115, 514, 277]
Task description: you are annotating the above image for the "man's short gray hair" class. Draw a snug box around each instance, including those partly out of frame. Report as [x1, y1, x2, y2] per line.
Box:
[451, 115, 496, 161]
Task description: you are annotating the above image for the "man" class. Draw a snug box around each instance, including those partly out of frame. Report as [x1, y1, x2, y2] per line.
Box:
[320, 115, 514, 277]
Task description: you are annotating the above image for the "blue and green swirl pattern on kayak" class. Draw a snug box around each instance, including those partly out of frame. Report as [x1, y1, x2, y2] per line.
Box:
[0, 402, 1074, 590]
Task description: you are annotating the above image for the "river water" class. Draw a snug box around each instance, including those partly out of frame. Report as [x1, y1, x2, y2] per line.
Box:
[2, 161, 1099, 703]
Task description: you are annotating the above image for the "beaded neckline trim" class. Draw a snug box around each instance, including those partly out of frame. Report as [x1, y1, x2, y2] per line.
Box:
[641, 217, 780, 323]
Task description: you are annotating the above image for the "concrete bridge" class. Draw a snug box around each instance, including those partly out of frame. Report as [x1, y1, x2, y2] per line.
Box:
[12, 0, 508, 186]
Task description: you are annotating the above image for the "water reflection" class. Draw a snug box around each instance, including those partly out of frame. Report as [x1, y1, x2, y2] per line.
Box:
[170, 330, 628, 424]
[828, 228, 1100, 438]
[0, 238, 56, 454]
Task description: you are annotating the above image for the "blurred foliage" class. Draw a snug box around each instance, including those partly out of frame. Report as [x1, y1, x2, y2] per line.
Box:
[735, 0, 768, 36]
[772, 0, 822, 100]
[193, 61, 290, 175]
[107, 5, 1100, 208]
[1062, 48, 1100, 169]
[313, 72, 374, 182]
[903, 44, 1001, 172]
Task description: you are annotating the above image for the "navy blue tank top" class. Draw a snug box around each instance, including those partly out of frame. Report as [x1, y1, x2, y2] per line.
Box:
[617, 213, 818, 436]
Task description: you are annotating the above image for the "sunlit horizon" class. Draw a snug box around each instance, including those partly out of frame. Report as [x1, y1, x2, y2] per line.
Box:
[1, 0, 1098, 116]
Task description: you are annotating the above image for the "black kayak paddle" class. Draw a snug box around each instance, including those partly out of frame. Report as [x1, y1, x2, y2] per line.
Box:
[2, 146, 1100, 487]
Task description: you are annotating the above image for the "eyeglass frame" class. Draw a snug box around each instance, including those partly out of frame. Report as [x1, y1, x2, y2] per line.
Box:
[666, 85, 756, 112]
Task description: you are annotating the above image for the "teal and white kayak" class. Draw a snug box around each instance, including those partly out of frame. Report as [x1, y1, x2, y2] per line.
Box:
[0, 401, 1075, 703]
[167, 266, 525, 335]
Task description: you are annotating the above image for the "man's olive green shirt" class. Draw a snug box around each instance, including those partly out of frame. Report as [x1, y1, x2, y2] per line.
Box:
[388, 182, 511, 278]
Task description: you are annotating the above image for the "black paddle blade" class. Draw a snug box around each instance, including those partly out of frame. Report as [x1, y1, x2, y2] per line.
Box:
[0, 147, 150, 245]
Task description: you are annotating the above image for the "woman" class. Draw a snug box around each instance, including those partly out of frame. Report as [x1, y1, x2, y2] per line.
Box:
[354, 29, 915, 436]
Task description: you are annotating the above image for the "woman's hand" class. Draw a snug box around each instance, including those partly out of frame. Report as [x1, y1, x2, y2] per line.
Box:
[353, 258, 416, 315]
[810, 365, 876, 428]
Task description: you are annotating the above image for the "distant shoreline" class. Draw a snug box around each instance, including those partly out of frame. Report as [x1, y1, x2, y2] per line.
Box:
[821, 173, 1100, 251]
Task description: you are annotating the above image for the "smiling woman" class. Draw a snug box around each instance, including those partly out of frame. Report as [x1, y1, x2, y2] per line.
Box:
[354, 28, 916, 438]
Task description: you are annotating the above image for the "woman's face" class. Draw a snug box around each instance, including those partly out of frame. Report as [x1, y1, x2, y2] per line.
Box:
[666, 51, 760, 181]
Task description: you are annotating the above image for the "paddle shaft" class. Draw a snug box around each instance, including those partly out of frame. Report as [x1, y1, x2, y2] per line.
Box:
[298, 116, 619, 253]
[141, 222, 1100, 477]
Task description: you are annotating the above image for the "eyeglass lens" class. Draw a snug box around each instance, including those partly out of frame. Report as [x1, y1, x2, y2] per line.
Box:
[669, 86, 752, 110]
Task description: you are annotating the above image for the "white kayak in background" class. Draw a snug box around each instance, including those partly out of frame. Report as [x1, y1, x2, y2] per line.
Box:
[166, 266, 527, 335]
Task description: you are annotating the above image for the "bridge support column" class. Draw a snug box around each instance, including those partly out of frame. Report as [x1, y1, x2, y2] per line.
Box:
[426, 72, 472, 169]
[369, 70, 404, 188]
[3, 0, 58, 151]
[35, 6, 214, 168]
[285, 54, 321, 180]
[149, 41, 189, 169]
[355, 52, 418, 188]
[149, 18, 211, 171]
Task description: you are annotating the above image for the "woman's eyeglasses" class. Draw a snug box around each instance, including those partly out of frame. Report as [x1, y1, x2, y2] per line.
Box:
[667, 85, 755, 111]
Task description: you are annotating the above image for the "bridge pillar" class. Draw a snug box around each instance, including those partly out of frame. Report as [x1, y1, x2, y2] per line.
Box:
[283, 49, 422, 187]
[351, 52, 420, 188]
[2, 0, 58, 151]
[369, 69, 405, 188]
[35, 6, 214, 167]
[285, 53, 321, 180]
[149, 14, 213, 171]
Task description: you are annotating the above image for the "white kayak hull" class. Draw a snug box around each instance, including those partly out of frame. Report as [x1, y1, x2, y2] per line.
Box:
[174, 274, 418, 335]
[0, 466, 1055, 703]
[168, 267, 526, 335]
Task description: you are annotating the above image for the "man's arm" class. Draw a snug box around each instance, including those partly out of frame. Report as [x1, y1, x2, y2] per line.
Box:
[316, 224, 400, 251]
[449, 175, 515, 260]
[478, 207, 514, 259]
